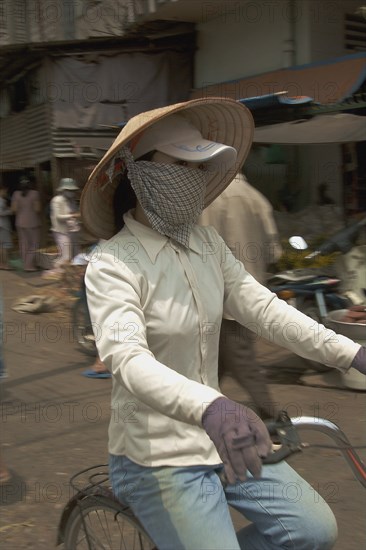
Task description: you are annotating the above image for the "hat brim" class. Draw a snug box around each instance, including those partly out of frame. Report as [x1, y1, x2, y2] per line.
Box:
[57, 185, 79, 192]
[81, 97, 254, 240]
[157, 140, 237, 163]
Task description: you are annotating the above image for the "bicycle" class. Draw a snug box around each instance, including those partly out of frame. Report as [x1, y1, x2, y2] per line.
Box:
[56, 411, 366, 549]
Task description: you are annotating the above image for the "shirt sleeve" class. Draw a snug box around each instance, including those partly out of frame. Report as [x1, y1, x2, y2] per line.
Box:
[85, 252, 223, 427]
[259, 204, 283, 264]
[211, 229, 360, 372]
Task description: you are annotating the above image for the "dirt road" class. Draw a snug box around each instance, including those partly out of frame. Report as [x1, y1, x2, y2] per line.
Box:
[1, 270, 365, 549]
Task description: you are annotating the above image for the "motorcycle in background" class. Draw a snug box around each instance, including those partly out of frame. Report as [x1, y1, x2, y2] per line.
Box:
[323, 220, 366, 307]
[266, 217, 366, 388]
[268, 217, 366, 323]
[268, 268, 346, 323]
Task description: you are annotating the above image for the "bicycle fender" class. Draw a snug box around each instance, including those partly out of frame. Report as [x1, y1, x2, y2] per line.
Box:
[56, 486, 116, 545]
[56, 493, 82, 545]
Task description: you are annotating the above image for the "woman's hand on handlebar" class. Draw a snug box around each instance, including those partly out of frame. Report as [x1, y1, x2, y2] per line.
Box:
[202, 397, 272, 485]
[350, 346, 366, 375]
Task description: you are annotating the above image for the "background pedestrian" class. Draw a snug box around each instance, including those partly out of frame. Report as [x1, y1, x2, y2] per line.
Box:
[0, 283, 11, 482]
[50, 178, 81, 269]
[0, 185, 13, 270]
[199, 172, 283, 419]
[11, 175, 41, 272]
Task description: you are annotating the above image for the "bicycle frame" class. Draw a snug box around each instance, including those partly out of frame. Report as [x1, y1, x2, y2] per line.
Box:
[264, 412, 366, 488]
[57, 413, 366, 548]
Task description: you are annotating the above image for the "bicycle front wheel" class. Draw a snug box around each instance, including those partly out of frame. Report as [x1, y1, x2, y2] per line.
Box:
[63, 496, 156, 550]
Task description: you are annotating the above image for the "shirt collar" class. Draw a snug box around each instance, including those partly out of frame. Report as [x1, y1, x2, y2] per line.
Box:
[123, 210, 202, 263]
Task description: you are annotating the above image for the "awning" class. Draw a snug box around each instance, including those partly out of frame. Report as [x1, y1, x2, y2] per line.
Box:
[239, 92, 314, 110]
[71, 137, 113, 151]
[191, 53, 366, 104]
[52, 130, 118, 158]
[253, 114, 366, 144]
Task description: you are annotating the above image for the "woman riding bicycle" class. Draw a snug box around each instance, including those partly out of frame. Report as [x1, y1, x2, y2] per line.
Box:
[80, 98, 366, 550]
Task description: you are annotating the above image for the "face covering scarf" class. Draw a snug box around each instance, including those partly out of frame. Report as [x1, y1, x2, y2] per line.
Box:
[113, 147, 208, 248]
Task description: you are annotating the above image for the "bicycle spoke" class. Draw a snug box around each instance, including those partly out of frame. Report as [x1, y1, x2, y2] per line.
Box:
[82, 509, 120, 549]
[64, 468, 156, 550]
[71, 506, 154, 549]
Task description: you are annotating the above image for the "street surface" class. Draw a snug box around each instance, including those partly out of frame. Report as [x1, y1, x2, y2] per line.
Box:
[0, 269, 365, 549]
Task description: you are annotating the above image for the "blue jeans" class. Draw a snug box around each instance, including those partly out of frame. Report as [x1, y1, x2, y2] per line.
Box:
[109, 455, 337, 550]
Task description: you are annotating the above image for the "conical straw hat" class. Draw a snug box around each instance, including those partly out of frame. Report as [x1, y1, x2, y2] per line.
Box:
[80, 97, 254, 240]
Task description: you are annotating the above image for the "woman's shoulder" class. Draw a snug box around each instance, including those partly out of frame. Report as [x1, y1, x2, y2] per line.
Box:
[86, 229, 143, 284]
[89, 227, 139, 261]
[193, 223, 222, 242]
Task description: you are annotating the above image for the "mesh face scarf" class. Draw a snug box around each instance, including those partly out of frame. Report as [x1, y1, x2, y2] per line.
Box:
[115, 147, 208, 248]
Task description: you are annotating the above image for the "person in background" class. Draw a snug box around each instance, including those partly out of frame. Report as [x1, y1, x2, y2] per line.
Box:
[50, 178, 81, 269]
[0, 283, 11, 483]
[0, 186, 13, 270]
[71, 244, 111, 379]
[199, 172, 282, 419]
[0, 281, 8, 379]
[11, 175, 41, 272]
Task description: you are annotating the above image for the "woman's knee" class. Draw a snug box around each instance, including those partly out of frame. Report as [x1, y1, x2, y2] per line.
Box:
[295, 503, 338, 550]
[314, 513, 338, 550]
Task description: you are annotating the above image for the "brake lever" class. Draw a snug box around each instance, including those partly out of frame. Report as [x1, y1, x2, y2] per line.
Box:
[262, 410, 304, 465]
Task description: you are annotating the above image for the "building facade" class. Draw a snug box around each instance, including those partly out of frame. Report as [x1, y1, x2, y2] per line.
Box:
[0, 0, 194, 202]
[1, 0, 365, 220]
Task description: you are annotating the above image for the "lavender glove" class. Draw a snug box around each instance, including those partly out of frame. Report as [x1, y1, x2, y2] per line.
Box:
[202, 397, 272, 485]
[350, 346, 366, 375]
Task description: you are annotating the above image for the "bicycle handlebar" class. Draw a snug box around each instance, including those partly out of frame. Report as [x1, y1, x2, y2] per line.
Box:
[262, 411, 303, 464]
[262, 411, 366, 488]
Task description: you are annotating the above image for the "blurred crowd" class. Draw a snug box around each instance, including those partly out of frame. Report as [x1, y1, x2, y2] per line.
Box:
[0, 174, 83, 273]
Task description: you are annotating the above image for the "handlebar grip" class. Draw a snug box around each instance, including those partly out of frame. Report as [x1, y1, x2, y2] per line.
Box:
[262, 411, 303, 464]
[264, 419, 283, 436]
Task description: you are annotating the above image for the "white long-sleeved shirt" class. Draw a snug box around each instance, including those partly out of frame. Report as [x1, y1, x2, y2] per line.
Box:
[50, 194, 76, 234]
[85, 210, 360, 467]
